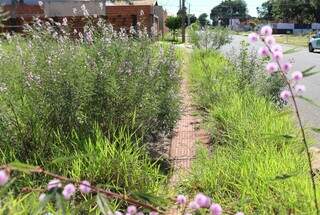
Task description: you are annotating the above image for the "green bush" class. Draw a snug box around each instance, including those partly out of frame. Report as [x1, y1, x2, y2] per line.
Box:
[183, 51, 319, 214]
[0, 20, 180, 163]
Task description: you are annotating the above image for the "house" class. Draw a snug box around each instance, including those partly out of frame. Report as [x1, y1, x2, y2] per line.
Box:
[105, 0, 167, 35]
[1, 0, 168, 36]
[1, 0, 44, 32]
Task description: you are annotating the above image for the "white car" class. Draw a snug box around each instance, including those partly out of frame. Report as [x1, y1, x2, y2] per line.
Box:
[309, 33, 320, 52]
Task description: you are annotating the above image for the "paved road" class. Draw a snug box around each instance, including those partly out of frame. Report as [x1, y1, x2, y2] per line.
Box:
[221, 35, 320, 142]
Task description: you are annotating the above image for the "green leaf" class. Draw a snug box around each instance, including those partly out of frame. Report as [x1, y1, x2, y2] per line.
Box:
[283, 48, 299, 54]
[262, 133, 295, 140]
[302, 66, 316, 74]
[131, 191, 167, 206]
[311, 128, 320, 133]
[274, 173, 298, 180]
[297, 96, 320, 108]
[301, 66, 320, 77]
[96, 193, 112, 215]
[8, 161, 39, 174]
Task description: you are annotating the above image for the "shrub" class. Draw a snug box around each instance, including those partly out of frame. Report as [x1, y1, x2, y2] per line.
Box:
[0, 19, 180, 163]
[189, 26, 231, 51]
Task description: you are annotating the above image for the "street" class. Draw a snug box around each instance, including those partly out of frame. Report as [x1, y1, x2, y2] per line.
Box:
[221, 35, 320, 142]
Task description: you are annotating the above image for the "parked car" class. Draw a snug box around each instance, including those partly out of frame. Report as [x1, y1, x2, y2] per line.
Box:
[309, 32, 320, 52]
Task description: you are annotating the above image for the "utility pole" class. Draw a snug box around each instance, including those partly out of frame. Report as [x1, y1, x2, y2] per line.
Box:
[181, 0, 186, 43]
[188, 3, 191, 26]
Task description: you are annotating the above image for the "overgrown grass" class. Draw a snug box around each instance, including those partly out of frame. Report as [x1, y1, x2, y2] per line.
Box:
[0, 20, 180, 213]
[183, 50, 320, 214]
[275, 34, 310, 47]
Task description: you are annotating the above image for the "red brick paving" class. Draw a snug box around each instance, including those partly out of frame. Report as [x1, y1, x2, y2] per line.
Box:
[169, 77, 210, 185]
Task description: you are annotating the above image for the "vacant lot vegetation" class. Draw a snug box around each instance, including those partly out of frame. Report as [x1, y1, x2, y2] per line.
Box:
[184, 50, 319, 214]
[0, 20, 181, 213]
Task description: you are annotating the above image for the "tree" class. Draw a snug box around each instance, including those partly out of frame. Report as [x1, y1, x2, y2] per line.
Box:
[257, 1, 273, 20]
[311, 0, 320, 22]
[210, 0, 247, 26]
[198, 13, 209, 27]
[189, 14, 197, 25]
[165, 16, 181, 41]
[271, 0, 313, 23]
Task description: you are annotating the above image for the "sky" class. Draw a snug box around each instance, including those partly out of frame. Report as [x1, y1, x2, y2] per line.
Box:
[157, 0, 265, 17]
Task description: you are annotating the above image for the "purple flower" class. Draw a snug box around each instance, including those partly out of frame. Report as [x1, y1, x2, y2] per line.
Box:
[79, 180, 91, 193]
[235, 212, 245, 215]
[281, 62, 292, 73]
[266, 62, 278, 74]
[149, 212, 158, 215]
[127, 205, 137, 214]
[292, 71, 303, 81]
[62, 183, 76, 200]
[176, 195, 187, 205]
[210, 203, 223, 215]
[0, 170, 9, 186]
[188, 201, 200, 210]
[271, 44, 283, 53]
[39, 193, 46, 202]
[136, 212, 144, 215]
[272, 51, 283, 61]
[260, 25, 273, 36]
[194, 193, 211, 208]
[265, 35, 276, 46]
[48, 179, 62, 190]
[248, 33, 259, 43]
[258, 47, 270, 57]
[295, 84, 306, 94]
[280, 90, 292, 101]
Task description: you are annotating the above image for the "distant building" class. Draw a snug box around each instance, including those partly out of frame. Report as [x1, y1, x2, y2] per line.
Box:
[0, 0, 168, 35]
[105, 0, 167, 35]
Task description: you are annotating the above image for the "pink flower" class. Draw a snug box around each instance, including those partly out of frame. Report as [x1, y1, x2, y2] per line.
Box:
[188, 201, 200, 210]
[150, 212, 158, 215]
[62, 183, 76, 200]
[280, 90, 292, 101]
[114, 212, 123, 215]
[127, 205, 137, 214]
[235, 213, 245, 215]
[248, 33, 259, 43]
[48, 179, 62, 190]
[79, 180, 91, 193]
[136, 212, 143, 215]
[295, 84, 306, 94]
[281, 62, 292, 73]
[265, 35, 276, 46]
[258, 47, 270, 57]
[271, 44, 283, 53]
[272, 51, 283, 61]
[292, 71, 303, 81]
[0, 170, 9, 186]
[210, 203, 223, 215]
[266, 62, 278, 74]
[260, 25, 273, 36]
[39, 193, 46, 202]
[176, 195, 187, 204]
[195, 193, 211, 208]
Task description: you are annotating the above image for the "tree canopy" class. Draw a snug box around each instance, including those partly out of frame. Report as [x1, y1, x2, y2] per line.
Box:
[257, 0, 320, 23]
[198, 13, 209, 27]
[210, 0, 247, 26]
